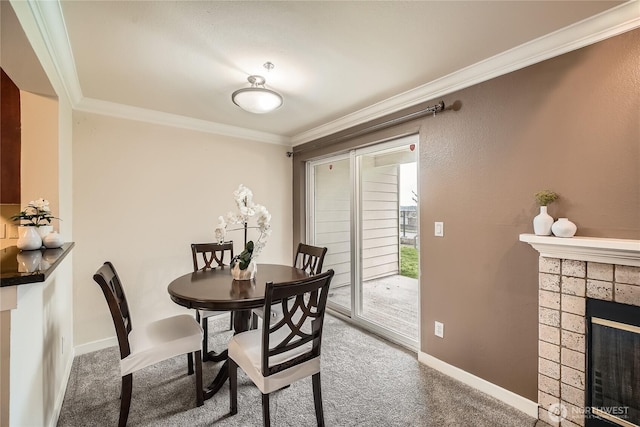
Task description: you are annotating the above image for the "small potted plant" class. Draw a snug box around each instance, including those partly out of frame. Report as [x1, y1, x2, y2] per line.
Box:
[533, 190, 558, 236]
[11, 198, 60, 250]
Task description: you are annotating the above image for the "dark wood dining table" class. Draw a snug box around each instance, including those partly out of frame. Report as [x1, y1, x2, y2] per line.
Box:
[167, 263, 309, 400]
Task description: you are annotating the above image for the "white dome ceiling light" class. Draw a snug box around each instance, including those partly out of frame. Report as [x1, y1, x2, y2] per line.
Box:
[231, 62, 283, 114]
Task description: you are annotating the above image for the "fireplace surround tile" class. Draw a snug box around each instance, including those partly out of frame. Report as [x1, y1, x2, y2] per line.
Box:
[521, 234, 640, 426]
[561, 294, 585, 316]
[561, 365, 585, 389]
[540, 357, 560, 379]
[561, 348, 584, 370]
[540, 324, 560, 345]
[560, 330, 584, 353]
[539, 373, 560, 397]
[540, 289, 561, 310]
[615, 265, 640, 285]
[614, 282, 640, 305]
[541, 273, 561, 291]
[561, 260, 586, 278]
[561, 277, 586, 297]
[585, 279, 613, 300]
[540, 257, 561, 274]
[561, 312, 585, 334]
[540, 341, 560, 362]
[586, 262, 613, 281]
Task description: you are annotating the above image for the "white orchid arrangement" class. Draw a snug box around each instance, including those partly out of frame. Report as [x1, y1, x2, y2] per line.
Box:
[214, 185, 271, 269]
[11, 198, 59, 227]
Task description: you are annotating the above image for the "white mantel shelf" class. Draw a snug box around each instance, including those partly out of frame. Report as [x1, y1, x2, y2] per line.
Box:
[519, 234, 640, 267]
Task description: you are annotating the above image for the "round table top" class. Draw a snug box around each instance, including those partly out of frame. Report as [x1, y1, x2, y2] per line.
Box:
[167, 263, 309, 311]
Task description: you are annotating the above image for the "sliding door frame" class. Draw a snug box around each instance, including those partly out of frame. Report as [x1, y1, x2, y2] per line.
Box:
[306, 135, 420, 351]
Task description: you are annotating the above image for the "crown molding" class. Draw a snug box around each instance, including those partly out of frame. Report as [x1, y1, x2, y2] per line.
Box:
[291, 1, 640, 146]
[23, 0, 83, 105]
[24, 0, 640, 147]
[77, 98, 291, 145]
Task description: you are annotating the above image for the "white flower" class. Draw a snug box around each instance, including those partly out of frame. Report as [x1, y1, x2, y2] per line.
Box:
[214, 216, 227, 243]
[215, 185, 271, 259]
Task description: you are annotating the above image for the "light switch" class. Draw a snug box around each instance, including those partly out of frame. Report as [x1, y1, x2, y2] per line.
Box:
[434, 221, 444, 237]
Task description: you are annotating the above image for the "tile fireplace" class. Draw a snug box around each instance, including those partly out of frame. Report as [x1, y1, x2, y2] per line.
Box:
[520, 234, 640, 427]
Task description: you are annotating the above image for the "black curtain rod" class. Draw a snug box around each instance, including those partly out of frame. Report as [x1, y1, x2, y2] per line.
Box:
[291, 101, 445, 155]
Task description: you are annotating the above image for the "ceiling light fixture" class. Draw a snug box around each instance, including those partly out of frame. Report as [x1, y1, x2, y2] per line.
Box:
[231, 62, 283, 114]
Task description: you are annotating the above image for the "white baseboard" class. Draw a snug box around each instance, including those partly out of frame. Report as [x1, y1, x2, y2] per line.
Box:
[418, 351, 538, 418]
[74, 336, 118, 356]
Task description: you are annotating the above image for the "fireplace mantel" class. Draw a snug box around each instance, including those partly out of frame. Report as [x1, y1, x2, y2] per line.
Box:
[519, 234, 640, 267]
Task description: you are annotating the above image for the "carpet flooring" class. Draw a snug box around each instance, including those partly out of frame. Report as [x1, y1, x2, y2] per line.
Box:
[57, 314, 540, 426]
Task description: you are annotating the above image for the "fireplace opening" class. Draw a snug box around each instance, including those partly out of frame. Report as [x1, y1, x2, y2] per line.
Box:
[586, 299, 640, 427]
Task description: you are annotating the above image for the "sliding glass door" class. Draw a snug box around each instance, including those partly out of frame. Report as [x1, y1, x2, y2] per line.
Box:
[307, 135, 419, 349]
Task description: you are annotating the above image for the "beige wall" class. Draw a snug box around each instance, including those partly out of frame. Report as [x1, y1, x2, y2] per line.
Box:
[72, 112, 293, 348]
[20, 91, 60, 220]
[293, 28, 640, 401]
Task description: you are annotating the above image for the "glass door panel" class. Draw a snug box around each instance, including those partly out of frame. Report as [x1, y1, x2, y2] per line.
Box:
[309, 157, 352, 314]
[307, 135, 419, 349]
[357, 141, 418, 342]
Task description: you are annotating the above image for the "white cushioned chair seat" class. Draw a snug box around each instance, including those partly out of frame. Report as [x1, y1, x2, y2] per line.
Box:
[229, 327, 319, 394]
[121, 314, 203, 376]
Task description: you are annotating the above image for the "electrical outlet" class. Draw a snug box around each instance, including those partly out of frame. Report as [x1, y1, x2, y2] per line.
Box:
[435, 321, 444, 338]
[434, 222, 444, 237]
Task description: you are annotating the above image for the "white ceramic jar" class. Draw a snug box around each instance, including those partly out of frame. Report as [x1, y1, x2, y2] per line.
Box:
[551, 218, 577, 238]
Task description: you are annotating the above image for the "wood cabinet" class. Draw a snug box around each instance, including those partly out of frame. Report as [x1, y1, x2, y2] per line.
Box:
[1, 68, 21, 204]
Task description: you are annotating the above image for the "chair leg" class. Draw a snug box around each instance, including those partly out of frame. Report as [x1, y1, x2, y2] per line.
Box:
[202, 318, 209, 361]
[251, 312, 258, 329]
[195, 351, 204, 407]
[229, 359, 238, 415]
[312, 372, 325, 427]
[187, 352, 194, 375]
[261, 393, 271, 427]
[229, 311, 234, 331]
[119, 374, 132, 427]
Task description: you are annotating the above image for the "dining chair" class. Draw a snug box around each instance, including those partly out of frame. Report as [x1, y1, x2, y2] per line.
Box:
[92, 261, 203, 427]
[251, 243, 327, 328]
[191, 241, 234, 361]
[229, 269, 335, 427]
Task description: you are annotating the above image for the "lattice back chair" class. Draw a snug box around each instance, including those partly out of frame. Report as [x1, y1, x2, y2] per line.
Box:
[93, 262, 203, 427]
[191, 242, 234, 361]
[229, 269, 335, 427]
[294, 243, 327, 275]
[251, 243, 328, 328]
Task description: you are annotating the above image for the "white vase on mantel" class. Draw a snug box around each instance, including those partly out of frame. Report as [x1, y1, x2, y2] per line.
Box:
[533, 206, 554, 236]
[552, 218, 577, 238]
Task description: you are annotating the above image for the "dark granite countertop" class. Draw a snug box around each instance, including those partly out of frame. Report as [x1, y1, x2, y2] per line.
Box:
[0, 242, 75, 287]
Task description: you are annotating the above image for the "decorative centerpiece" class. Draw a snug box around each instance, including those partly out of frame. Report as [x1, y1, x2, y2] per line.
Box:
[11, 198, 61, 250]
[215, 185, 271, 280]
[533, 190, 558, 236]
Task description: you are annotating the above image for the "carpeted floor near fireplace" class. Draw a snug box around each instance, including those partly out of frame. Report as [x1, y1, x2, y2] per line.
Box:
[57, 314, 542, 426]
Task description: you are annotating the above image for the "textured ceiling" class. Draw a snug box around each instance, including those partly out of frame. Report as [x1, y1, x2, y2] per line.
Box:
[7, 1, 636, 145]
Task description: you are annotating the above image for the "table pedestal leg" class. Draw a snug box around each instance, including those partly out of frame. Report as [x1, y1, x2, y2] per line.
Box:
[203, 309, 251, 400]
